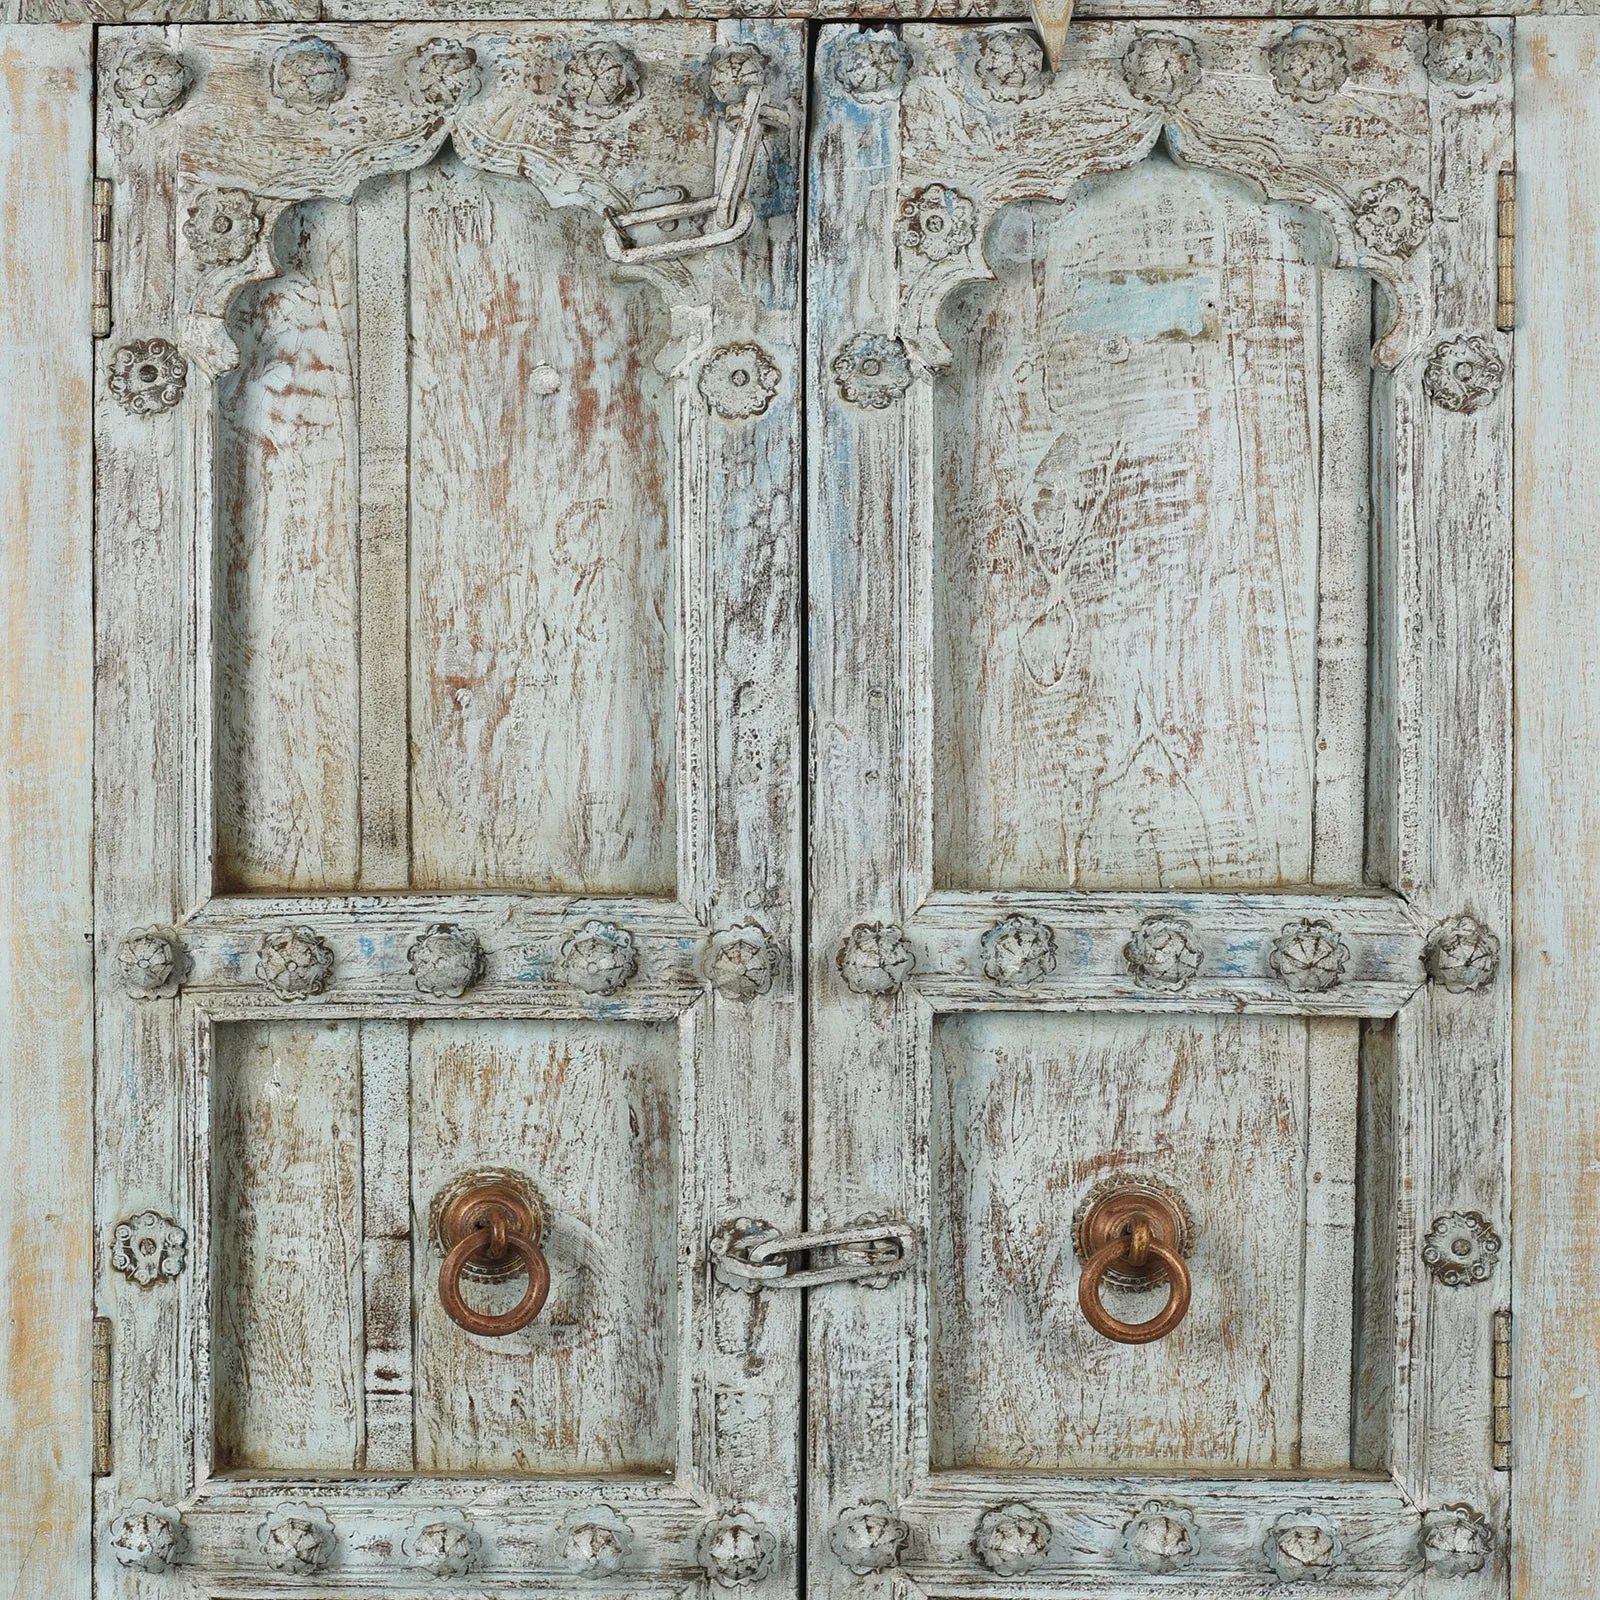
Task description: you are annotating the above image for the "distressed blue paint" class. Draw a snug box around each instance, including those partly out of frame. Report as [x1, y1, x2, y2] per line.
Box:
[1062, 271, 1213, 339]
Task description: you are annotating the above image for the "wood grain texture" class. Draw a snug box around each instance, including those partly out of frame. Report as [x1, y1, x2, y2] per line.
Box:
[211, 1020, 363, 1472]
[0, 23, 93, 1600]
[933, 160, 1338, 891]
[410, 1019, 680, 1473]
[1512, 19, 1600, 1599]
[215, 199, 362, 892]
[407, 154, 675, 895]
[929, 1011, 1332, 1471]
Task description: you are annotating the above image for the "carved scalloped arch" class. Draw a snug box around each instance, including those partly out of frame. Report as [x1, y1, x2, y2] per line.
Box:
[898, 121, 1426, 376]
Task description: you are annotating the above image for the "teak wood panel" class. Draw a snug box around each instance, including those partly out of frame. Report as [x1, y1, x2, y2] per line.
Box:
[809, 18, 1510, 1600]
[92, 19, 804, 1598]
[0, 22, 95, 1600]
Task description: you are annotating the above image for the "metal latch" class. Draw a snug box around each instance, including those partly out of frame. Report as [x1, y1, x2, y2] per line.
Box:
[603, 85, 786, 265]
[712, 1217, 916, 1291]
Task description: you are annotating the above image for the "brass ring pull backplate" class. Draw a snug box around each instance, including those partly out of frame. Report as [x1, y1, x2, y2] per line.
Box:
[1072, 1174, 1196, 1346]
[431, 1168, 550, 1338]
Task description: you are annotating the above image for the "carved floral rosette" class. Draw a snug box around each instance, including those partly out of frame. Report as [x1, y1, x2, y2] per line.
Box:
[1268, 918, 1349, 993]
[407, 38, 481, 110]
[1265, 1512, 1343, 1583]
[697, 1508, 779, 1588]
[258, 926, 335, 999]
[973, 1502, 1051, 1577]
[1426, 21, 1506, 90]
[109, 339, 188, 416]
[183, 188, 265, 268]
[111, 1210, 187, 1286]
[980, 914, 1057, 985]
[833, 31, 910, 101]
[708, 43, 767, 107]
[699, 342, 782, 421]
[1122, 31, 1202, 107]
[1266, 25, 1348, 104]
[1421, 1209, 1502, 1285]
[832, 333, 913, 410]
[559, 1503, 634, 1575]
[559, 919, 638, 994]
[1423, 334, 1506, 414]
[113, 43, 191, 120]
[1353, 177, 1433, 259]
[837, 922, 915, 995]
[1124, 1500, 1199, 1575]
[974, 29, 1046, 104]
[705, 922, 780, 1000]
[117, 926, 187, 999]
[404, 1512, 481, 1577]
[829, 1499, 909, 1575]
[896, 184, 978, 264]
[561, 41, 643, 117]
[1423, 912, 1500, 992]
[271, 37, 349, 112]
[109, 1501, 184, 1573]
[408, 922, 486, 998]
[258, 1503, 334, 1576]
[1124, 914, 1203, 992]
[1422, 1504, 1493, 1576]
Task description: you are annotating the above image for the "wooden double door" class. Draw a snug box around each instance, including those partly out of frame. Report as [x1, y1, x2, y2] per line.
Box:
[88, 16, 1515, 1598]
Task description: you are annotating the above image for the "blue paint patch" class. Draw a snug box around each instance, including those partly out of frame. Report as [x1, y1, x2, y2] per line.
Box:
[358, 935, 376, 959]
[1062, 273, 1212, 340]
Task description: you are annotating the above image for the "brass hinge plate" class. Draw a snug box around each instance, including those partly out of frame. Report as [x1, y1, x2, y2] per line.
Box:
[1492, 1307, 1512, 1470]
[1496, 165, 1515, 334]
[92, 177, 112, 339]
[92, 1315, 112, 1476]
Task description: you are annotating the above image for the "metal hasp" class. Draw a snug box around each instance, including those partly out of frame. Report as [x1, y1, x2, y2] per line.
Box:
[713, 1218, 917, 1290]
[1073, 1174, 1196, 1345]
[430, 1168, 551, 1338]
[604, 82, 788, 265]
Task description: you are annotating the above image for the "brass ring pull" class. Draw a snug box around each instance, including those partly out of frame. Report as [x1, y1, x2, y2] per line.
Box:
[432, 1171, 550, 1339]
[1078, 1231, 1192, 1345]
[1072, 1174, 1196, 1346]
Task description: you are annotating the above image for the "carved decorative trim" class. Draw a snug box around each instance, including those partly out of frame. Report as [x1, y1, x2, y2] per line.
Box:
[1124, 1500, 1199, 1575]
[257, 927, 335, 999]
[110, 1211, 186, 1287]
[113, 44, 190, 120]
[1427, 20, 1506, 89]
[403, 1513, 480, 1577]
[270, 37, 349, 112]
[1266, 25, 1348, 104]
[559, 1504, 634, 1575]
[1422, 1504, 1493, 1576]
[699, 342, 782, 421]
[896, 184, 978, 262]
[408, 923, 485, 998]
[1423, 333, 1506, 413]
[975, 29, 1047, 103]
[974, 1502, 1051, 1576]
[705, 923, 780, 1000]
[559, 919, 638, 993]
[833, 31, 909, 100]
[1265, 1513, 1343, 1583]
[108, 339, 187, 416]
[1124, 913, 1203, 991]
[561, 41, 643, 116]
[183, 188, 264, 267]
[258, 1504, 334, 1576]
[832, 333, 913, 409]
[1422, 1210, 1502, 1285]
[838, 922, 916, 995]
[830, 1500, 909, 1575]
[980, 914, 1057, 985]
[109, 1502, 184, 1573]
[708, 43, 768, 106]
[1423, 912, 1500, 992]
[1121, 31, 1202, 106]
[698, 1509, 779, 1588]
[407, 38, 481, 109]
[1353, 177, 1433, 258]
[1268, 918, 1349, 992]
[117, 926, 186, 1000]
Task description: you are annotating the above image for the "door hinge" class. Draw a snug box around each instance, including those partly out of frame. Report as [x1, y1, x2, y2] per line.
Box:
[711, 1218, 917, 1291]
[92, 178, 113, 339]
[92, 1315, 112, 1476]
[1491, 1307, 1512, 1471]
[1496, 165, 1515, 334]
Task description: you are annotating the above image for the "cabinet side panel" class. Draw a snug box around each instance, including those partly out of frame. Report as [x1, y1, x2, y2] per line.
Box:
[0, 22, 93, 1599]
[1513, 20, 1600, 1599]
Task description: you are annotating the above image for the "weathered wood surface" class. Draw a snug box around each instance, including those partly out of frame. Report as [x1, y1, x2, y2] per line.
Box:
[95, 18, 805, 1596]
[10, 0, 1600, 23]
[1512, 19, 1600, 1600]
[809, 18, 1512, 1600]
[0, 23, 93, 1600]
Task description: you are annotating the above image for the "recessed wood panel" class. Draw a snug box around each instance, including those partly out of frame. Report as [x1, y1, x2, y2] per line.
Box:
[215, 202, 362, 893]
[929, 1009, 1357, 1472]
[212, 1020, 364, 1472]
[408, 155, 676, 895]
[933, 156, 1364, 891]
[410, 1018, 680, 1474]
